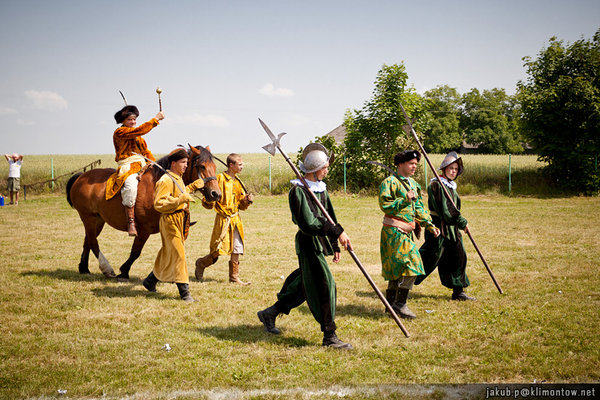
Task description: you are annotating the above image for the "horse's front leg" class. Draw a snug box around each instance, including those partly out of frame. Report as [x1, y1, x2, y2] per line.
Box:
[116, 232, 149, 281]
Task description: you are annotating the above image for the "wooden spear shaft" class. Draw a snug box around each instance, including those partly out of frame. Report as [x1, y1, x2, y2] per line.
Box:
[399, 104, 503, 294]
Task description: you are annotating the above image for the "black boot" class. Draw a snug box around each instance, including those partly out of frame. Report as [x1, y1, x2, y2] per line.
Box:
[384, 289, 398, 314]
[142, 272, 158, 293]
[452, 287, 476, 301]
[257, 305, 281, 334]
[322, 330, 353, 350]
[176, 283, 196, 302]
[394, 288, 417, 319]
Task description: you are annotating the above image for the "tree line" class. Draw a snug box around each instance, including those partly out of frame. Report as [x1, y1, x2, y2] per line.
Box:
[307, 29, 599, 195]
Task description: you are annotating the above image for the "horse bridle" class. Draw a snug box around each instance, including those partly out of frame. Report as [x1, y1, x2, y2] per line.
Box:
[189, 145, 225, 184]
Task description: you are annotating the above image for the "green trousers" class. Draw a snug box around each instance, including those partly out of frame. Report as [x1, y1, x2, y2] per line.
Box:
[275, 250, 337, 332]
[416, 231, 470, 289]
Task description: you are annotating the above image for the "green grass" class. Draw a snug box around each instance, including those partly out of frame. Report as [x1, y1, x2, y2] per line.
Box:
[0, 192, 598, 399]
[1, 153, 552, 198]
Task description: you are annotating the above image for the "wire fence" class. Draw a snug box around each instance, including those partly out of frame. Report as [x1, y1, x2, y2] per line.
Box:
[22, 159, 101, 200]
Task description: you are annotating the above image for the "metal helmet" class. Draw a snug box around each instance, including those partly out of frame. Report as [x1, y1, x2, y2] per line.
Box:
[299, 143, 334, 174]
[439, 151, 464, 177]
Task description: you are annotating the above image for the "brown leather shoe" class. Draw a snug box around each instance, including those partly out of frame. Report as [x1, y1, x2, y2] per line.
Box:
[229, 260, 250, 285]
[194, 253, 218, 281]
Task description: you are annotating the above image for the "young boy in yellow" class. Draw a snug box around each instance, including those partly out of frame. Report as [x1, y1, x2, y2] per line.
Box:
[194, 153, 253, 285]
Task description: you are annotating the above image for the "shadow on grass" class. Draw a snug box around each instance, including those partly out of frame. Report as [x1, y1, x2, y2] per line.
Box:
[21, 268, 112, 282]
[21, 269, 178, 300]
[288, 301, 392, 322]
[91, 285, 174, 300]
[197, 324, 313, 347]
[353, 290, 448, 301]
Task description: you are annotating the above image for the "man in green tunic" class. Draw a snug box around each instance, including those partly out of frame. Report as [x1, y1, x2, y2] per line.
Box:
[379, 150, 440, 319]
[257, 143, 353, 349]
[416, 151, 475, 301]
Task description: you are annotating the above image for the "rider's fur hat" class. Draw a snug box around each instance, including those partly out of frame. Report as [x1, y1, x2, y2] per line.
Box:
[439, 151, 464, 177]
[394, 149, 421, 165]
[299, 143, 334, 174]
[167, 148, 188, 163]
[114, 105, 139, 124]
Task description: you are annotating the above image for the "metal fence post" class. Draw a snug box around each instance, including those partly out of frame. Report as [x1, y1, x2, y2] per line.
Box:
[51, 158, 55, 190]
[343, 155, 347, 193]
[268, 156, 272, 193]
[508, 154, 512, 193]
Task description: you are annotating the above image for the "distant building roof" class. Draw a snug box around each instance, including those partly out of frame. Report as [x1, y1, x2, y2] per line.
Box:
[326, 125, 347, 144]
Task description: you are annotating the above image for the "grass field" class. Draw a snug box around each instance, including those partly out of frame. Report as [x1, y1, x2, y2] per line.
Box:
[0, 189, 598, 399]
[1, 153, 551, 198]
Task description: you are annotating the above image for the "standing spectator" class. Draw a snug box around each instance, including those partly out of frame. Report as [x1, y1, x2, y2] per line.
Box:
[194, 153, 253, 285]
[4, 153, 23, 205]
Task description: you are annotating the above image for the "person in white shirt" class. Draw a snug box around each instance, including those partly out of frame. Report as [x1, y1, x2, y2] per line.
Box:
[4, 153, 23, 205]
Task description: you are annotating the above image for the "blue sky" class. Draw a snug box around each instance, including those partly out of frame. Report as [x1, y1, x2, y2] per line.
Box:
[1, 0, 599, 155]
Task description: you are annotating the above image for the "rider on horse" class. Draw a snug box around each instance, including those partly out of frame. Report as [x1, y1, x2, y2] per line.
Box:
[106, 105, 165, 236]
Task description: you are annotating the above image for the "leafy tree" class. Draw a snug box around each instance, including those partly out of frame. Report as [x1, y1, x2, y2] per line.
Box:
[517, 30, 600, 194]
[335, 63, 426, 191]
[421, 85, 463, 153]
[461, 88, 523, 154]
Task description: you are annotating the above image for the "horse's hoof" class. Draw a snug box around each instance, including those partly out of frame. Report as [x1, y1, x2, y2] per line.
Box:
[104, 271, 117, 279]
[116, 274, 129, 282]
[79, 268, 91, 274]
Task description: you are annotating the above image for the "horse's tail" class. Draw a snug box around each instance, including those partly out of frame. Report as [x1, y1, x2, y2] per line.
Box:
[66, 172, 83, 207]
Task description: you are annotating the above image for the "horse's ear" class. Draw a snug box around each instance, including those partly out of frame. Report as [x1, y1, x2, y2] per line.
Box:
[188, 143, 200, 155]
[205, 145, 211, 152]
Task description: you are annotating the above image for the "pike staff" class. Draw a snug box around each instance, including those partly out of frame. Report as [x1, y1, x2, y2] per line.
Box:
[399, 104, 503, 294]
[259, 118, 411, 337]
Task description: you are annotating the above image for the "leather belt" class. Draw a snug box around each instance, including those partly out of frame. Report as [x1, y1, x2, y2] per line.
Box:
[382, 215, 415, 233]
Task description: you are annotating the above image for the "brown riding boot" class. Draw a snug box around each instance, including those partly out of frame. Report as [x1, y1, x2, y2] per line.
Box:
[125, 206, 137, 237]
[194, 253, 218, 281]
[229, 260, 250, 285]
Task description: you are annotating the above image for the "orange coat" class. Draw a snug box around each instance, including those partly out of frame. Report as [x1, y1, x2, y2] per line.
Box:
[105, 118, 159, 200]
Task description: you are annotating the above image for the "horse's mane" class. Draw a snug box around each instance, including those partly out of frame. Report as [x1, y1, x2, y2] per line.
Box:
[150, 146, 213, 181]
[151, 155, 171, 181]
[192, 145, 214, 164]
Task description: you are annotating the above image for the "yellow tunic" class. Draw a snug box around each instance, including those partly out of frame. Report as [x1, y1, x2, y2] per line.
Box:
[202, 172, 251, 256]
[153, 171, 203, 283]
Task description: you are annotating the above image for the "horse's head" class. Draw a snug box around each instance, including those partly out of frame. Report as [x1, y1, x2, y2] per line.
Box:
[185, 144, 222, 202]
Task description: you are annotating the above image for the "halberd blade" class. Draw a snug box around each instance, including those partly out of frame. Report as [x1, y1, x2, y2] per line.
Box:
[262, 143, 277, 156]
[259, 118, 277, 141]
[259, 118, 286, 154]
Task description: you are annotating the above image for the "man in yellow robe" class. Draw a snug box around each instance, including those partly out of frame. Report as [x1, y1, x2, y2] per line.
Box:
[142, 148, 204, 302]
[194, 153, 253, 285]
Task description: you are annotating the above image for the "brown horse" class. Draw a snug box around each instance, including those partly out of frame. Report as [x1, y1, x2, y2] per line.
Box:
[66, 145, 221, 280]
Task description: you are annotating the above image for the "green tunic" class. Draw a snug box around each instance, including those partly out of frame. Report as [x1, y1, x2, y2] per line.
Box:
[379, 174, 435, 280]
[416, 178, 470, 289]
[275, 184, 342, 332]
